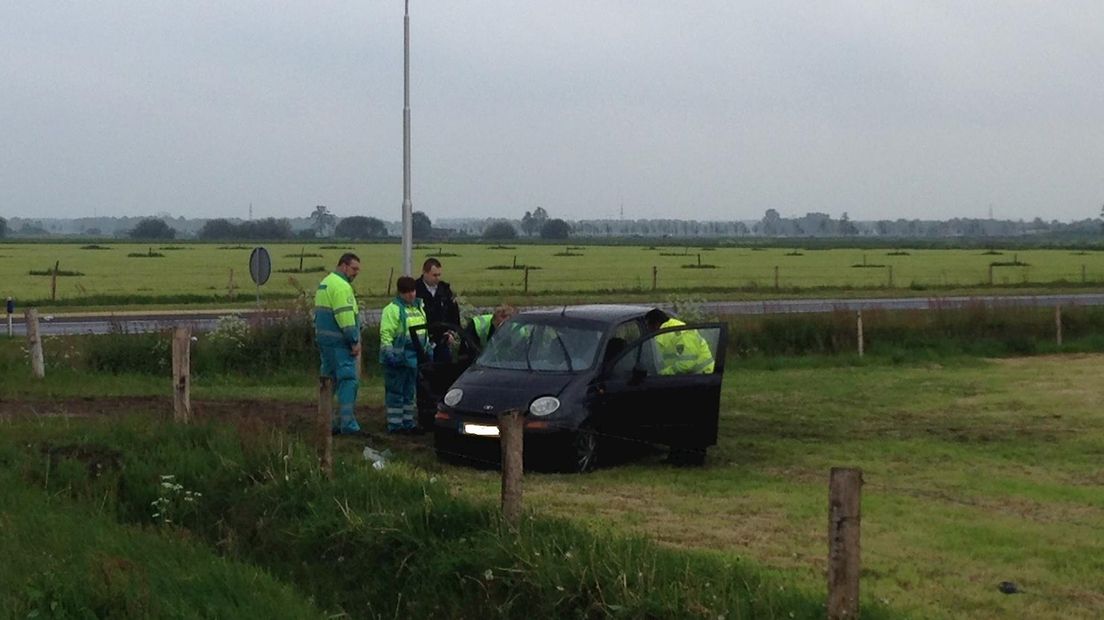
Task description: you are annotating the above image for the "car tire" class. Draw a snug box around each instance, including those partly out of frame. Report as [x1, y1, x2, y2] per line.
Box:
[567, 424, 600, 473]
[667, 445, 707, 467]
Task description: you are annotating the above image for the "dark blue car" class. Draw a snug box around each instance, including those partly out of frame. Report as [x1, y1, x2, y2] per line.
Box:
[418, 305, 728, 472]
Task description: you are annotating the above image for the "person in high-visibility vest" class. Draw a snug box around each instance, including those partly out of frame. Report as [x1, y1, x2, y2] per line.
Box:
[314, 253, 363, 434]
[379, 276, 428, 434]
[644, 309, 715, 375]
[465, 304, 517, 349]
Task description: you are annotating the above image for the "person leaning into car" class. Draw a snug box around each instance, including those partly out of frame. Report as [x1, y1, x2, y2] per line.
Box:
[644, 309, 714, 375]
[465, 304, 517, 349]
[416, 257, 461, 363]
[379, 276, 428, 434]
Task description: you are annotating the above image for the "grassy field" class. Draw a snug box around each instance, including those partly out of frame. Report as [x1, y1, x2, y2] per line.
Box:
[3, 242, 1104, 310]
[2, 349, 1102, 618]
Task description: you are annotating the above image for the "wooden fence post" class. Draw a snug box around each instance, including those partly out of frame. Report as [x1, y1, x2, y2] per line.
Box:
[171, 327, 191, 422]
[25, 308, 44, 379]
[774, 265, 780, 290]
[498, 409, 524, 527]
[652, 266, 658, 291]
[1082, 264, 1087, 284]
[828, 467, 863, 620]
[1055, 305, 1063, 347]
[227, 268, 237, 301]
[988, 264, 994, 285]
[50, 260, 59, 302]
[386, 267, 394, 296]
[524, 266, 530, 293]
[170, 326, 192, 421]
[318, 376, 334, 477]
[856, 311, 864, 358]
[887, 265, 894, 288]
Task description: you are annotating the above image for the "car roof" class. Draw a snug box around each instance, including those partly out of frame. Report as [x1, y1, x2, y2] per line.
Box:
[518, 304, 653, 324]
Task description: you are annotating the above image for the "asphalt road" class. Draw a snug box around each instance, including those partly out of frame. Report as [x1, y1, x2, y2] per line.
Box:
[5, 293, 1104, 337]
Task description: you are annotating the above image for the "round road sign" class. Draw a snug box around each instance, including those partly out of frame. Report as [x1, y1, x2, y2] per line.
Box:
[249, 247, 272, 286]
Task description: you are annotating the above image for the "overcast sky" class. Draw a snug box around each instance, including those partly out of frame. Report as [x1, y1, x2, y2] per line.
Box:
[2, 1, 1102, 223]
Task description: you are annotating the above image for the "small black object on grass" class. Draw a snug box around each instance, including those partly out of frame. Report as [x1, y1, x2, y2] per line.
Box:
[997, 581, 1022, 595]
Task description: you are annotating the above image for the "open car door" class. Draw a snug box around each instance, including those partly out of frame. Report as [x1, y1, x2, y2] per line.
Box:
[592, 322, 728, 452]
[409, 321, 482, 429]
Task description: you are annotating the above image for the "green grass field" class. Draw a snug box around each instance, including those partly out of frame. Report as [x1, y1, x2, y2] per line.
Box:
[3, 242, 1104, 310]
[2, 351, 1102, 618]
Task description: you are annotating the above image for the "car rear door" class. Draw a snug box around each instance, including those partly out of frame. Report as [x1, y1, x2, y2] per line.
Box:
[593, 323, 728, 448]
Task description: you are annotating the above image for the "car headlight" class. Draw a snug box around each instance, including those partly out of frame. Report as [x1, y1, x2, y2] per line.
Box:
[528, 396, 560, 417]
[443, 388, 463, 407]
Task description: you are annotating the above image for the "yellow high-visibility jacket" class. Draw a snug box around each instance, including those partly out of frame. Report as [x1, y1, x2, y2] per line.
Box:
[653, 318, 715, 375]
[314, 271, 360, 346]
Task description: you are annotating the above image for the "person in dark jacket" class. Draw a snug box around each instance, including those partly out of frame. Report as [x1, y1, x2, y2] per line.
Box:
[415, 257, 461, 362]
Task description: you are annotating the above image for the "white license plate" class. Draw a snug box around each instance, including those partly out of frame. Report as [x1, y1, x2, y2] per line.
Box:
[462, 423, 500, 437]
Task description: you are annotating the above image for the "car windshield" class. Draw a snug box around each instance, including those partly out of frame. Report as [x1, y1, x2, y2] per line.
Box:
[478, 320, 604, 372]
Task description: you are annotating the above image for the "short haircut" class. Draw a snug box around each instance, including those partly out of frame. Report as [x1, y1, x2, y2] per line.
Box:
[493, 304, 517, 320]
[396, 276, 417, 293]
[337, 252, 361, 267]
[422, 257, 442, 272]
[645, 309, 669, 328]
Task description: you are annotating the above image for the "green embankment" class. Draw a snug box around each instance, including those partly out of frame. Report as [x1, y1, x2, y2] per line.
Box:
[0, 476, 322, 618]
[0, 417, 874, 619]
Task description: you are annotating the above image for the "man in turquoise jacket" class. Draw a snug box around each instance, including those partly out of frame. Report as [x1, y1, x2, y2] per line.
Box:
[314, 253, 362, 434]
[379, 276, 428, 434]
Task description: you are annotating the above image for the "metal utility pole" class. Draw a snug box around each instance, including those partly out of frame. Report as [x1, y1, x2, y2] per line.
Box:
[401, 0, 414, 277]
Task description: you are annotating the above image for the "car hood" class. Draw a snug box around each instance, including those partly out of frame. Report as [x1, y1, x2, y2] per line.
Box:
[450, 367, 575, 414]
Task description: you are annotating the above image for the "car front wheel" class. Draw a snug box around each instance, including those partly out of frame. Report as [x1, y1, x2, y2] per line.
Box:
[567, 425, 600, 473]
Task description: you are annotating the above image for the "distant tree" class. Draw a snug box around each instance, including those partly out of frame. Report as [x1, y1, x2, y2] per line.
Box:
[296, 228, 318, 240]
[198, 218, 238, 240]
[0, 217, 6, 238]
[240, 218, 293, 239]
[838, 212, 858, 236]
[198, 217, 292, 240]
[483, 221, 518, 240]
[309, 205, 336, 237]
[335, 215, 388, 239]
[83, 227, 102, 236]
[129, 218, 176, 239]
[540, 218, 571, 240]
[18, 222, 49, 237]
[412, 211, 433, 239]
[521, 207, 549, 237]
[759, 209, 783, 236]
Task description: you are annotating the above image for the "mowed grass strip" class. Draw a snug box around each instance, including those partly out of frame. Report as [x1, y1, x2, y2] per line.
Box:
[2, 344, 1102, 617]
[4, 242, 1104, 308]
[421, 355, 1104, 619]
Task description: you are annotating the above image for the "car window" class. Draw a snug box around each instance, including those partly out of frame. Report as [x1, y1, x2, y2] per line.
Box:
[478, 321, 604, 372]
[610, 326, 722, 378]
[602, 320, 642, 367]
[612, 320, 642, 343]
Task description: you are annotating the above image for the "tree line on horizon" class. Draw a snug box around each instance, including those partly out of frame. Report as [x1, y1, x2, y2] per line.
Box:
[1, 207, 1101, 241]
